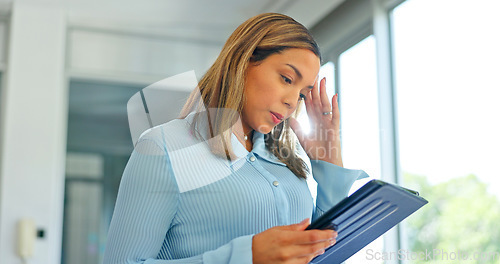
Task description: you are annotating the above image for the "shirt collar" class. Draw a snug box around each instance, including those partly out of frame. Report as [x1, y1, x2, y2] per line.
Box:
[250, 132, 287, 167]
[230, 130, 287, 167]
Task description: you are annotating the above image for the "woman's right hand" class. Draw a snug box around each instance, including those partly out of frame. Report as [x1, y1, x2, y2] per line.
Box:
[252, 219, 337, 264]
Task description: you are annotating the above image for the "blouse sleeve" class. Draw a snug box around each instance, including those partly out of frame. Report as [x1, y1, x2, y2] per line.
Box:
[309, 160, 369, 221]
[103, 138, 254, 264]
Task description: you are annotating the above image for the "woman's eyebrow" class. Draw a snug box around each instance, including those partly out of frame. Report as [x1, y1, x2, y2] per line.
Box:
[286, 64, 303, 80]
[286, 63, 314, 89]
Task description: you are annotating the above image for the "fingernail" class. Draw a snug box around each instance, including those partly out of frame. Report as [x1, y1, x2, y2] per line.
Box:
[299, 218, 310, 225]
[316, 249, 325, 255]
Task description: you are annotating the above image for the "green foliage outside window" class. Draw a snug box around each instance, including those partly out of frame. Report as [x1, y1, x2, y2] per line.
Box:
[404, 173, 500, 264]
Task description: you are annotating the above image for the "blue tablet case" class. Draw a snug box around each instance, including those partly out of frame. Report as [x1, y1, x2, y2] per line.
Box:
[306, 179, 428, 264]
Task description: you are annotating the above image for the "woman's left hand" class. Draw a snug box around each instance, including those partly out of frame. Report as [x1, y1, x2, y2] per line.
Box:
[290, 77, 343, 167]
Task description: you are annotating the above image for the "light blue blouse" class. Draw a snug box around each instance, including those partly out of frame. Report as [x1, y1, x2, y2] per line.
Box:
[103, 112, 368, 263]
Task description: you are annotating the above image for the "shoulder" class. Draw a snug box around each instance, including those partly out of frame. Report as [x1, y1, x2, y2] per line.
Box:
[136, 118, 194, 150]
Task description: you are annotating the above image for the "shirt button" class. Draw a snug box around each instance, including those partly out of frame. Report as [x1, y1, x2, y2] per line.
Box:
[272, 181, 279, 187]
[249, 156, 256, 162]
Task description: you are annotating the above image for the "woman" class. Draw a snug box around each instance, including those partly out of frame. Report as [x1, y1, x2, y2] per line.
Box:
[104, 13, 368, 264]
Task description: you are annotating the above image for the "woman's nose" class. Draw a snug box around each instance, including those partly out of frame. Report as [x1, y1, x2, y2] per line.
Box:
[283, 99, 295, 110]
[283, 92, 299, 110]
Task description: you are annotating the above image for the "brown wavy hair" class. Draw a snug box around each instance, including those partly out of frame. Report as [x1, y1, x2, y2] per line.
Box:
[179, 13, 321, 179]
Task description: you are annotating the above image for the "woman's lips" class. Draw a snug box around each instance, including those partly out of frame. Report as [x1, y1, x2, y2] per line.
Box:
[270, 112, 283, 124]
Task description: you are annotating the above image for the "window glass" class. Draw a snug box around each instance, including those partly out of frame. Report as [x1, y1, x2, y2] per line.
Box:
[63, 182, 103, 264]
[338, 35, 384, 263]
[63, 80, 144, 264]
[339, 36, 381, 185]
[393, 0, 500, 262]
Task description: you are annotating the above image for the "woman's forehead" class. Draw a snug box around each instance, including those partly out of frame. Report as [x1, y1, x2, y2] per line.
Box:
[267, 49, 320, 80]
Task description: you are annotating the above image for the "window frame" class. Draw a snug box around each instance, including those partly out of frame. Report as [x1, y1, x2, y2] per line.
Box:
[311, 0, 407, 263]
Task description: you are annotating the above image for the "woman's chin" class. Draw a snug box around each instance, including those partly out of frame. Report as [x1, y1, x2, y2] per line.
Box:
[253, 124, 276, 134]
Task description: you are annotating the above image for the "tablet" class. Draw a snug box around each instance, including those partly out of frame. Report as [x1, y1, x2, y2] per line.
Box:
[306, 179, 428, 264]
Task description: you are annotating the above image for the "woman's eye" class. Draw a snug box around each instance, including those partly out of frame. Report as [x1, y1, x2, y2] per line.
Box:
[298, 93, 306, 101]
[281, 75, 292, 84]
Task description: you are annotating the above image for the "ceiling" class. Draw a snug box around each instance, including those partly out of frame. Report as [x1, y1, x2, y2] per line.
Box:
[2, 0, 345, 43]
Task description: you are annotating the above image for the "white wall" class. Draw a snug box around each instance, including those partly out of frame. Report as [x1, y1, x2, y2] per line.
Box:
[68, 28, 221, 83]
[0, 2, 223, 263]
[0, 3, 67, 264]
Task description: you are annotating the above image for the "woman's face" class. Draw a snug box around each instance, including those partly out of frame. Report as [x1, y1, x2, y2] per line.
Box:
[242, 48, 320, 134]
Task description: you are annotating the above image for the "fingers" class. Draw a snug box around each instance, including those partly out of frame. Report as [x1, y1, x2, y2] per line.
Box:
[304, 85, 316, 122]
[290, 229, 337, 245]
[319, 78, 332, 115]
[331, 93, 340, 127]
[309, 77, 335, 121]
[290, 238, 336, 257]
[276, 226, 336, 245]
[310, 77, 322, 117]
[276, 219, 336, 244]
[253, 220, 338, 264]
[280, 218, 310, 231]
[274, 232, 337, 261]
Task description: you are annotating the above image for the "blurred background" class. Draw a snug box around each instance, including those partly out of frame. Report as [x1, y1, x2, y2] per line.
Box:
[0, 0, 499, 263]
